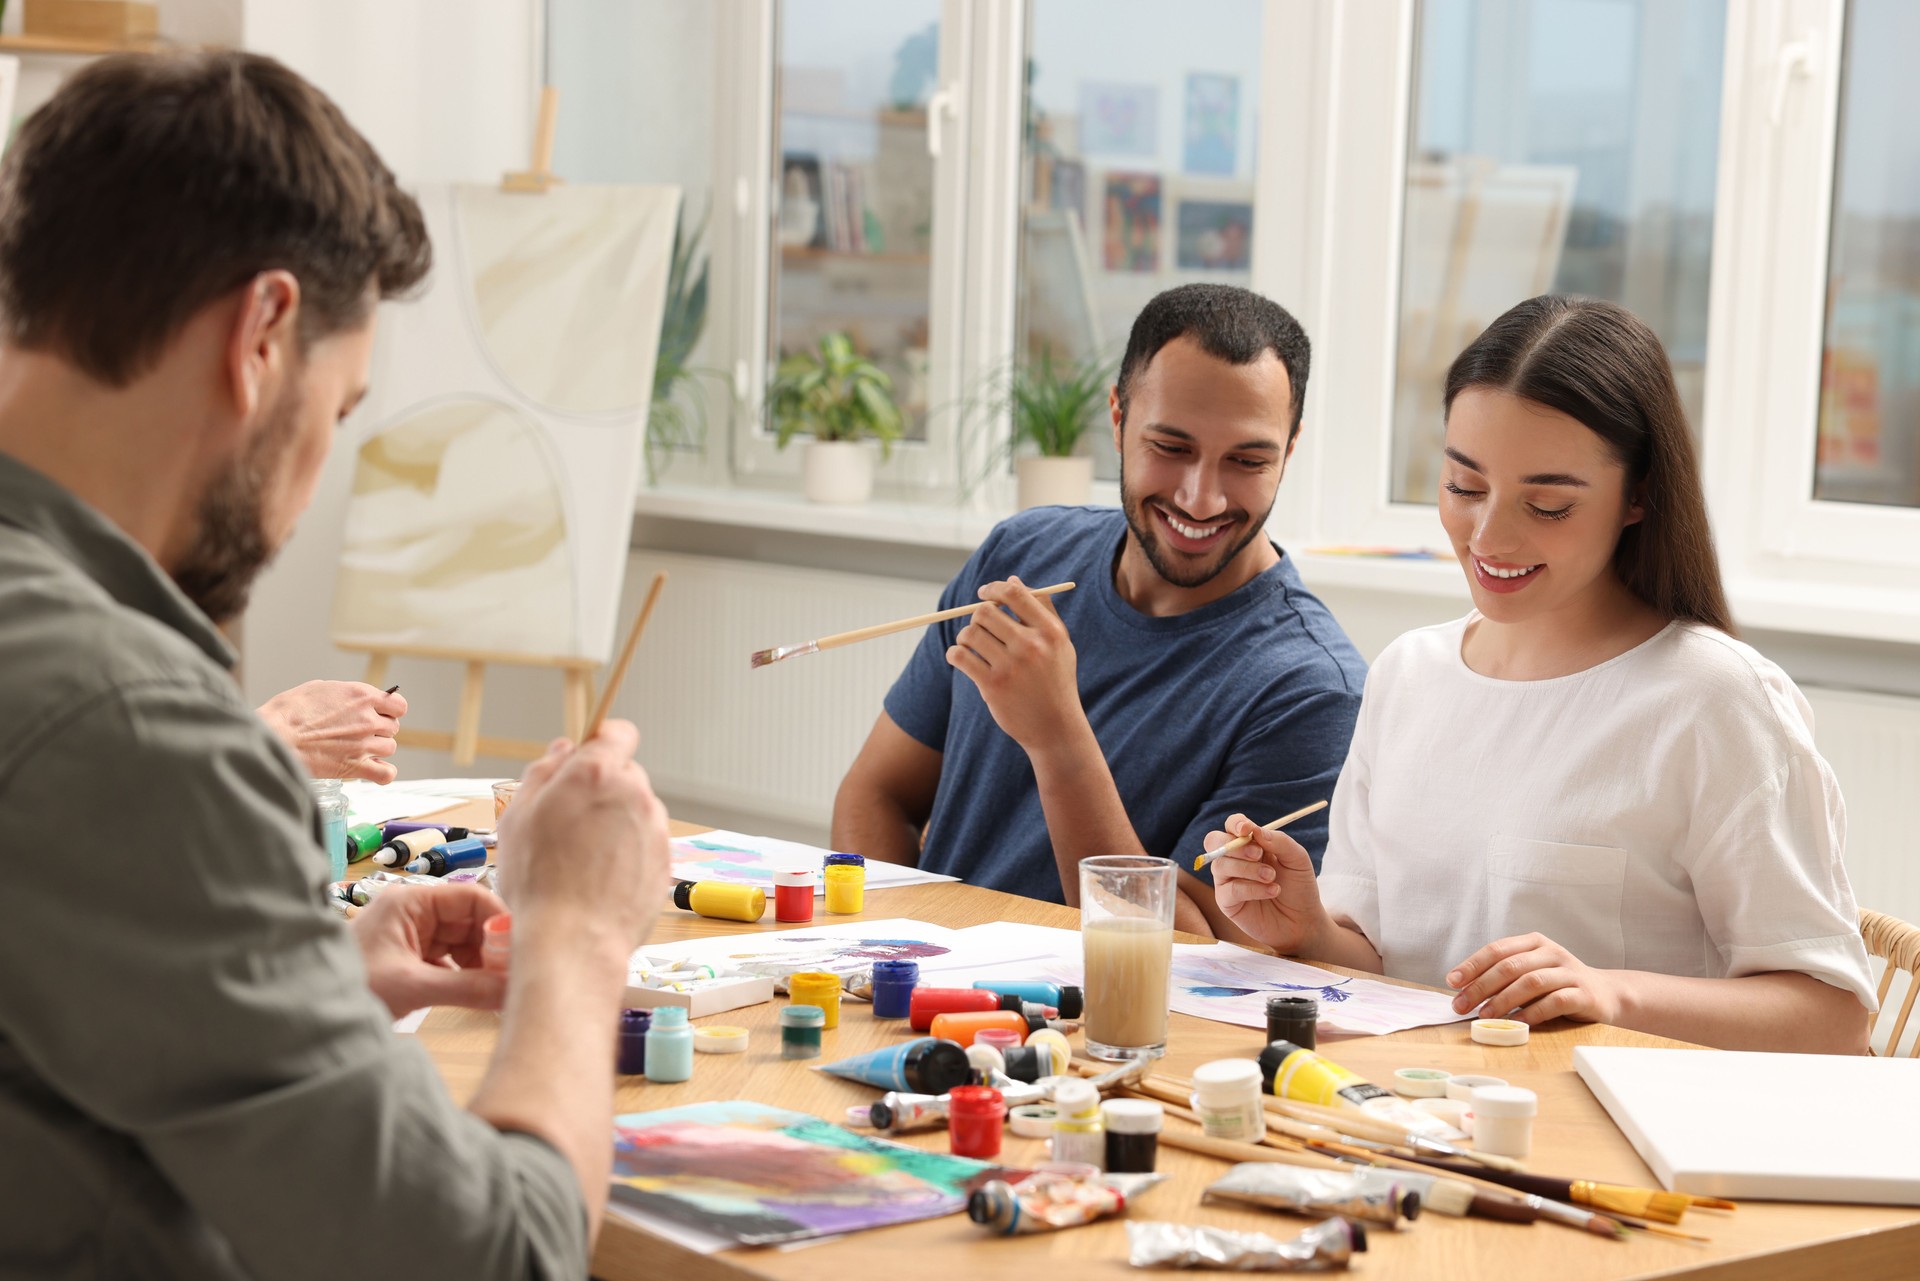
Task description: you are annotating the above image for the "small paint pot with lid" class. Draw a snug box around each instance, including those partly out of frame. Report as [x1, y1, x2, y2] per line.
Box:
[780, 1005, 826, 1059]
[1265, 995, 1319, 1051]
[1101, 1098, 1163, 1173]
[774, 868, 815, 923]
[616, 1009, 651, 1075]
[1470, 1086, 1536, 1159]
[788, 972, 843, 1028]
[948, 1085, 1006, 1159]
[823, 852, 866, 914]
[870, 959, 919, 1019]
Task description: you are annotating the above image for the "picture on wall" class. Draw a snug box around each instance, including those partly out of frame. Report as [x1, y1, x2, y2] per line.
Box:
[1183, 73, 1240, 176]
[1078, 82, 1159, 157]
[1102, 172, 1162, 273]
[1175, 198, 1253, 271]
[778, 153, 826, 248]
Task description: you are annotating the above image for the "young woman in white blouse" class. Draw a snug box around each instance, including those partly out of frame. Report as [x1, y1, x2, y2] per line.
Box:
[1207, 296, 1874, 1053]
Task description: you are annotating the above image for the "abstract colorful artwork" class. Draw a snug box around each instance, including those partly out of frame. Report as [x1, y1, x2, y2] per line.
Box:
[1078, 81, 1159, 157]
[640, 918, 1053, 985]
[611, 1102, 1007, 1244]
[1167, 944, 1471, 1040]
[1175, 199, 1253, 271]
[1102, 172, 1162, 273]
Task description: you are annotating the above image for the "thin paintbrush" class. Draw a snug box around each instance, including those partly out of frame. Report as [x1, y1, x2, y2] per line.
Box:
[584, 571, 667, 740]
[748, 581, 1076, 669]
[1193, 799, 1329, 869]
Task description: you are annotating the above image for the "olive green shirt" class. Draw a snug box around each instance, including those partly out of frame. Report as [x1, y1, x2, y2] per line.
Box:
[0, 452, 586, 1280]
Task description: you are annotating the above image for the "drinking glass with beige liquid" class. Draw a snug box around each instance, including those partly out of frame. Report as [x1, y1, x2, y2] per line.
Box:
[1079, 855, 1175, 1060]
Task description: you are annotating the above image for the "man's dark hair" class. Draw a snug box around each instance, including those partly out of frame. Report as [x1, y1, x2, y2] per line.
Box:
[0, 50, 431, 385]
[1113, 283, 1311, 440]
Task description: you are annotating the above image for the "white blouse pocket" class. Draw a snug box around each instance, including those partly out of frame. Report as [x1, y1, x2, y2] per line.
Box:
[1486, 840, 1628, 971]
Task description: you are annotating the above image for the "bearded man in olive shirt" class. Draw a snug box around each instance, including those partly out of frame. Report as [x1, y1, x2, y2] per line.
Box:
[0, 53, 672, 1279]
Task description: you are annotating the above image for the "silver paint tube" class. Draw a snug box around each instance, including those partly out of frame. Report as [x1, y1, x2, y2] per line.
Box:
[1126, 1217, 1363, 1271]
[1202, 1165, 1419, 1228]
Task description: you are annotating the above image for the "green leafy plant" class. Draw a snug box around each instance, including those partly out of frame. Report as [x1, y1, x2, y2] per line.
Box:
[646, 205, 719, 483]
[1004, 346, 1113, 458]
[767, 331, 905, 460]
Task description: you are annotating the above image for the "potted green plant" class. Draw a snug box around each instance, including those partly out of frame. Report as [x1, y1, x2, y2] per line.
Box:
[1004, 347, 1111, 509]
[767, 331, 904, 504]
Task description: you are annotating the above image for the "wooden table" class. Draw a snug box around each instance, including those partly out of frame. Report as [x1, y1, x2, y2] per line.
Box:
[408, 814, 1920, 1279]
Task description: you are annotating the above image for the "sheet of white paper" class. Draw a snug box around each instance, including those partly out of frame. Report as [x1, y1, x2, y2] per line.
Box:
[343, 777, 505, 824]
[670, 829, 958, 897]
[911, 924, 1469, 1039]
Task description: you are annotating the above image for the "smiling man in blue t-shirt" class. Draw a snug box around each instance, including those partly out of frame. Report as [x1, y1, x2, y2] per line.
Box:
[831, 284, 1366, 941]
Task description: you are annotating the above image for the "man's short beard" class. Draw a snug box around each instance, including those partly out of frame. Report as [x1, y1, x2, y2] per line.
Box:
[1118, 452, 1275, 589]
[171, 390, 297, 625]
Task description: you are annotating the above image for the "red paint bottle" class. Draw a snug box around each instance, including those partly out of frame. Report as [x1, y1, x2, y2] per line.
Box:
[947, 1085, 1006, 1159]
[774, 869, 815, 923]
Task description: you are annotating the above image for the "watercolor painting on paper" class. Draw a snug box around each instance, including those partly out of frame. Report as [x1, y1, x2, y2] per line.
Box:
[332, 183, 680, 663]
[610, 1102, 1007, 1244]
[670, 829, 956, 896]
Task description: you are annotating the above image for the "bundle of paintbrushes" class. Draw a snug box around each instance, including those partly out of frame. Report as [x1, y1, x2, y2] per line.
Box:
[1068, 1059, 1726, 1244]
[750, 581, 1075, 669]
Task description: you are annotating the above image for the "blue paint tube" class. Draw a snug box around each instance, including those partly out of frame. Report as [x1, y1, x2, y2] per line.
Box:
[815, 1037, 972, 1095]
[974, 979, 1084, 1019]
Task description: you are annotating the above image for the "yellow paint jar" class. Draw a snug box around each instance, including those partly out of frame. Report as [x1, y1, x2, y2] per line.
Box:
[788, 971, 843, 1029]
[823, 855, 866, 915]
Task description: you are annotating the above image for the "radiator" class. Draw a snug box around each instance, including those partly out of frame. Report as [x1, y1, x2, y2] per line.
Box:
[1805, 686, 1920, 928]
[616, 551, 943, 832]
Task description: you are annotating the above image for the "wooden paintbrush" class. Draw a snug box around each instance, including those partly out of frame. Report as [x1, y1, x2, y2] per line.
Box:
[584, 571, 667, 739]
[1193, 800, 1329, 869]
[749, 581, 1076, 669]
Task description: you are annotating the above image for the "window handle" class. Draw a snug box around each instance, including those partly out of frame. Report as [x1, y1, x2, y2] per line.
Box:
[1770, 35, 1816, 126]
[925, 85, 961, 159]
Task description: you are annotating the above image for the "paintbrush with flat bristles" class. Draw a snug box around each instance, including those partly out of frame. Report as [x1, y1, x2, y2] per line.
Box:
[749, 581, 1076, 669]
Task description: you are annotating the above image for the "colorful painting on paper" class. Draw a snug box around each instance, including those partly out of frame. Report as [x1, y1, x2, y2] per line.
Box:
[1167, 944, 1471, 1040]
[1183, 73, 1240, 176]
[611, 1102, 1005, 1244]
[639, 918, 1040, 986]
[1102, 173, 1162, 273]
[331, 184, 680, 663]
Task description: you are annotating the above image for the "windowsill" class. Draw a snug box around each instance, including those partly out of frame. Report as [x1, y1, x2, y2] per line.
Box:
[631, 485, 1920, 648]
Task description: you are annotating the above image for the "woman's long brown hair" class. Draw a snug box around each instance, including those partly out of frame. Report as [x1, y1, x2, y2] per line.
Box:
[1444, 295, 1735, 634]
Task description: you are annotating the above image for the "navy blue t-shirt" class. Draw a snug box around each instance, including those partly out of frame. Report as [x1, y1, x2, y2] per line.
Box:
[882, 506, 1366, 903]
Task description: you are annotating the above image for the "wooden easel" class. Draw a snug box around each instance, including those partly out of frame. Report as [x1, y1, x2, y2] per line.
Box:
[341, 641, 596, 766]
[502, 85, 560, 194]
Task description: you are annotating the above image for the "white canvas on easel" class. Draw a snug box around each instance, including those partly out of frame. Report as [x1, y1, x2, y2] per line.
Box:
[1574, 1045, 1920, 1205]
[331, 183, 680, 664]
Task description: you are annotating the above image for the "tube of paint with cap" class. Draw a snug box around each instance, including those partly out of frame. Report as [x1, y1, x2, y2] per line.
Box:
[383, 820, 473, 842]
[870, 1091, 949, 1134]
[815, 1037, 972, 1095]
[909, 987, 1027, 1031]
[402, 837, 487, 876]
[1203, 1165, 1422, 1229]
[1259, 1041, 1465, 1141]
[968, 1170, 1127, 1235]
[373, 828, 445, 867]
[1125, 1217, 1366, 1271]
[671, 880, 767, 923]
[972, 980, 1085, 1020]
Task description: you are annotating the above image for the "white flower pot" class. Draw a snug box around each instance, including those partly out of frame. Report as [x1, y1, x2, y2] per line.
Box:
[802, 439, 875, 504]
[1016, 454, 1094, 510]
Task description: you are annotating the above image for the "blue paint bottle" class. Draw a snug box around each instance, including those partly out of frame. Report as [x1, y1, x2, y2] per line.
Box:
[616, 1009, 651, 1075]
[870, 959, 919, 1019]
[645, 1007, 694, 1083]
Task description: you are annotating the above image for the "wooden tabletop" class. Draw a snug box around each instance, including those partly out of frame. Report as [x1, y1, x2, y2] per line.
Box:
[406, 811, 1920, 1280]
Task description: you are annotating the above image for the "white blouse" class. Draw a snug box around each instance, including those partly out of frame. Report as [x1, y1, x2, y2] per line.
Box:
[1317, 616, 1877, 1008]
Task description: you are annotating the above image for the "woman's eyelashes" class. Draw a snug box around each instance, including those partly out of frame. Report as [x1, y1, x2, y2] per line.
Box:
[1443, 481, 1575, 521]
